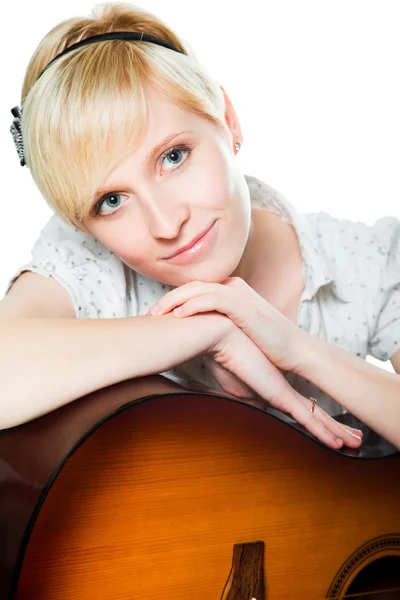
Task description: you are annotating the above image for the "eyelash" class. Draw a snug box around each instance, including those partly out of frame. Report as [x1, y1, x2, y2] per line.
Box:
[94, 144, 193, 220]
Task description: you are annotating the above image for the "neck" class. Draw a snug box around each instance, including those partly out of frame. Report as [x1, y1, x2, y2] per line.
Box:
[231, 207, 304, 318]
[232, 208, 281, 286]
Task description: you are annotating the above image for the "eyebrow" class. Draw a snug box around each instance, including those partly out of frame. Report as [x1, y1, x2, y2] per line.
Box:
[93, 129, 192, 202]
[145, 129, 192, 168]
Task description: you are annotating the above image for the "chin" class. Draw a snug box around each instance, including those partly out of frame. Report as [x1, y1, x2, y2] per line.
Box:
[166, 254, 244, 287]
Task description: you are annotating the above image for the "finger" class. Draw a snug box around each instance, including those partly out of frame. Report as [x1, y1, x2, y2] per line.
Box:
[303, 400, 363, 446]
[284, 395, 346, 449]
[172, 296, 253, 333]
[315, 410, 363, 447]
[172, 295, 232, 318]
[221, 348, 362, 450]
[212, 328, 344, 450]
[341, 423, 364, 437]
[292, 392, 362, 448]
[148, 282, 222, 315]
[222, 276, 250, 289]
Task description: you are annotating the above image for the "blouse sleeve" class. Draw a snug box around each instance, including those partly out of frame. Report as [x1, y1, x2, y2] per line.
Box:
[3, 215, 136, 319]
[367, 217, 400, 361]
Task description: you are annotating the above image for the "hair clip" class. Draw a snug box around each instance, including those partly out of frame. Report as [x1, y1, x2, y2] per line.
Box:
[10, 106, 25, 167]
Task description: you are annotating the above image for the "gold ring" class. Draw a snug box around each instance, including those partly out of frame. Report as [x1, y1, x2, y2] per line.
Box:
[310, 397, 317, 413]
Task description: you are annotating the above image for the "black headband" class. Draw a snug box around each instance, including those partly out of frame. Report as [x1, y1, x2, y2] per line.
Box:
[36, 31, 184, 82]
[10, 31, 185, 166]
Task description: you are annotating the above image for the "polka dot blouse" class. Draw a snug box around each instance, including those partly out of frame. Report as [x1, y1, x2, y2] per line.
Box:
[4, 174, 400, 416]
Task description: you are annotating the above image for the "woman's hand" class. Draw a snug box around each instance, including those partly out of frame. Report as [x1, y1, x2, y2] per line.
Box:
[207, 321, 363, 449]
[147, 280, 363, 449]
[148, 277, 305, 372]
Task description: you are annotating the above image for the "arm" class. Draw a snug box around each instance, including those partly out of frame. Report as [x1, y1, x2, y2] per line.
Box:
[0, 272, 361, 447]
[0, 312, 365, 449]
[0, 313, 227, 430]
[294, 333, 400, 449]
[149, 277, 400, 449]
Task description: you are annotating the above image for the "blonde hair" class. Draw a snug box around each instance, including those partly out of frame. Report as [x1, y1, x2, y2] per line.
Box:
[20, 3, 231, 233]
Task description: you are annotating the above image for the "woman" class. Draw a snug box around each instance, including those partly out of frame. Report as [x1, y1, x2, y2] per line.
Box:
[1, 2, 399, 449]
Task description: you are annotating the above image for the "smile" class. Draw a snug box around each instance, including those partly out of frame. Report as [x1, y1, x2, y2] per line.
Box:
[164, 220, 218, 265]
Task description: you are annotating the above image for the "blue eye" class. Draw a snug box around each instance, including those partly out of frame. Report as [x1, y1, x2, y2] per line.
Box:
[161, 145, 191, 171]
[94, 144, 192, 219]
[95, 193, 124, 218]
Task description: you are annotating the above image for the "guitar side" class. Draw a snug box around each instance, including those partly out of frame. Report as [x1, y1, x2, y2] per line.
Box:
[0, 376, 399, 600]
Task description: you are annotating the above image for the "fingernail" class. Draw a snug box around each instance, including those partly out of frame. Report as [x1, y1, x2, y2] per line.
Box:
[173, 306, 183, 315]
[349, 432, 362, 440]
[352, 428, 363, 437]
[149, 304, 159, 315]
[335, 437, 343, 446]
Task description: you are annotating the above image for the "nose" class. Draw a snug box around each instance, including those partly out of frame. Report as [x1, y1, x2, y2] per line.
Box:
[139, 187, 190, 240]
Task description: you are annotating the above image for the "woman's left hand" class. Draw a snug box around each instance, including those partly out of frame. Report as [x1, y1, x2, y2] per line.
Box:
[148, 277, 305, 373]
[147, 276, 364, 447]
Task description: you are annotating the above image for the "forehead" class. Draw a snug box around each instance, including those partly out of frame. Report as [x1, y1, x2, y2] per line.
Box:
[144, 86, 187, 122]
[142, 86, 216, 139]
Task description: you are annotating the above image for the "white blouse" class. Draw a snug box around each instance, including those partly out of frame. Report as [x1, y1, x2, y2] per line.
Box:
[3, 175, 400, 416]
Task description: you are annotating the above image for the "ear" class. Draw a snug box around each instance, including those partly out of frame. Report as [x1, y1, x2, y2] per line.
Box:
[220, 85, 243, 146]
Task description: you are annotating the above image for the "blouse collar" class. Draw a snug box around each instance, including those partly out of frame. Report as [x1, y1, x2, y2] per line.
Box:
[245, 174, 352, 303]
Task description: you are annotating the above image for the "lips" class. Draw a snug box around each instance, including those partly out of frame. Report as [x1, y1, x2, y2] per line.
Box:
[164, 222, 216, 259]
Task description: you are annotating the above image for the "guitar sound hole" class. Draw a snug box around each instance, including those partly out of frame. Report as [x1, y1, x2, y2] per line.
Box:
[345, 556, 400, 599]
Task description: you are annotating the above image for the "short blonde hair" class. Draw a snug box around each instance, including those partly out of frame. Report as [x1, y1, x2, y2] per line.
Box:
[20, 2, 231, 233]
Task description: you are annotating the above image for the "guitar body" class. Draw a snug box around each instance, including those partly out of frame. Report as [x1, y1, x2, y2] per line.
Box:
[0, 375, 399, 600]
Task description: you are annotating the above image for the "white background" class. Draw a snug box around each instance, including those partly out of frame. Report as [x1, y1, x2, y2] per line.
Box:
[1, 1, 399, 371]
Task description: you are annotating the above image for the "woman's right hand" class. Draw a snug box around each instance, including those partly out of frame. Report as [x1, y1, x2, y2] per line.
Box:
[206, 316, 363, 450]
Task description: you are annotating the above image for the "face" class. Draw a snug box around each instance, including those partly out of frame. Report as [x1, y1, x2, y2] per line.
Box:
[82, 85, 252, 287]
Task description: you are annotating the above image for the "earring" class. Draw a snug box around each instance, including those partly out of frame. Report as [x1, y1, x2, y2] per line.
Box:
[234, 141, 242, 154]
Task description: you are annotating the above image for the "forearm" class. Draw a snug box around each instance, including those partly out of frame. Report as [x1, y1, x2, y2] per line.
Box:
[0, 313, 225, 430]
[295, 332, 400, 449]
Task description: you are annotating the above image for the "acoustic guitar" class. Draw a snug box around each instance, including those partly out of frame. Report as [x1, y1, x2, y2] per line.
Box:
[0, 375, 399, 600]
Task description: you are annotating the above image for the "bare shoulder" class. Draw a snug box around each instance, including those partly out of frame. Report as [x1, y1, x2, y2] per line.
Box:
[0, 271, 76, 319]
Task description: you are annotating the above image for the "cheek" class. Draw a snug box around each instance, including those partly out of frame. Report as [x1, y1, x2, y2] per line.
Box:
[95, 227, 153, 271]
[116, 244, 153, 272]
[181, 142, 232, 207]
